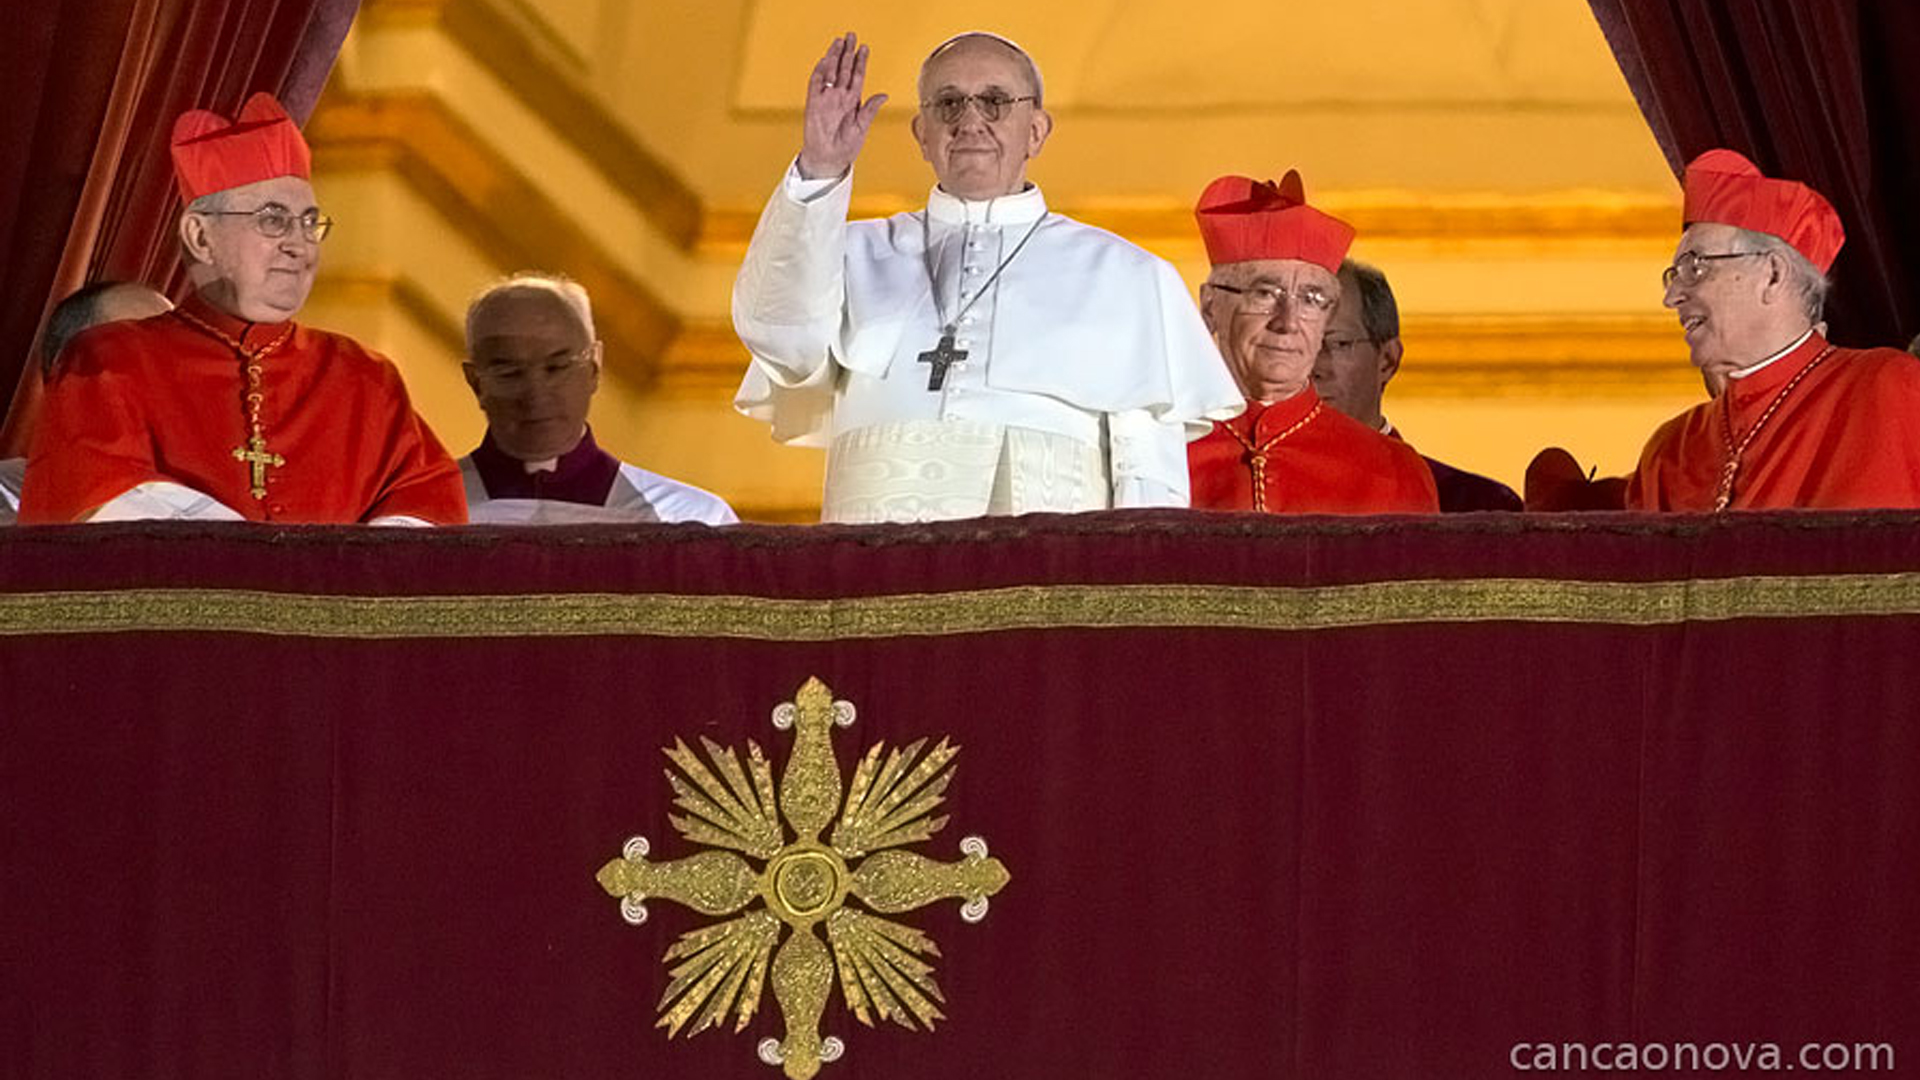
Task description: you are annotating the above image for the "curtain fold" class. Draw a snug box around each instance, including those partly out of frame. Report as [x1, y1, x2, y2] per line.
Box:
[1588, 0, 1920, 348]
[0, 0, 363, 456]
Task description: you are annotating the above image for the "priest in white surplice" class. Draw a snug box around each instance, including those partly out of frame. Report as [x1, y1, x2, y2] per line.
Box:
[460, 274, 737, 526]
[733, 31, 1243, 523]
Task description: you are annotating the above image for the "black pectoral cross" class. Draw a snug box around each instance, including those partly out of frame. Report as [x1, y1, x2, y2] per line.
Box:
[917, 333, 968, 391]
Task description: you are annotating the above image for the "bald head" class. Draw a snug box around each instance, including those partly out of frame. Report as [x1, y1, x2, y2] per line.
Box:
[465, 273, 595, 344]
[463, 272, 603, 462]
[41, 281, 173, 374]
[918, 32, 1044, 105]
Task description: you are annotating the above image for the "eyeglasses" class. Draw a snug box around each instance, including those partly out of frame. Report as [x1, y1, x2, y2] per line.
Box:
[465, 347, 597, 396]
[196, 204, 334, 243]
[1662, 250, 1763, 289]
[1210, 281, 1338, 316]
[920, 92, 1038, 124]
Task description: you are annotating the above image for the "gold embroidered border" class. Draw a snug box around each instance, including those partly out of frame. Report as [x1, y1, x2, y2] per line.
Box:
[2, 573, 1920, 640]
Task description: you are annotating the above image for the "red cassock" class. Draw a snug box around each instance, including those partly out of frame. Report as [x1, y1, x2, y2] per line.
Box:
[1627, 333, 1920, 512]
[20, 292, 466, 524]
[1188, 387, 1440, 513]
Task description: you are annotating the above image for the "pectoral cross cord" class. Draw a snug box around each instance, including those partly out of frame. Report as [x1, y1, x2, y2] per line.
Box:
[173, 309, 296, 502]
[916, 210, 1046, 391]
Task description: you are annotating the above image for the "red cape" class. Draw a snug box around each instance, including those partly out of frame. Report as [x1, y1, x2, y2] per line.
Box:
[1627, 333, 1920, 512]
[20, 292, 465, 524]
[1188, 387, 1439, 514]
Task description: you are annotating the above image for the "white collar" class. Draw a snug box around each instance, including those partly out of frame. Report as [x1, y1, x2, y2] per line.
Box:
[926, 183, 1048, 226]
[1378, 417, 1395, 436]
[1727, 328, 1814, 381]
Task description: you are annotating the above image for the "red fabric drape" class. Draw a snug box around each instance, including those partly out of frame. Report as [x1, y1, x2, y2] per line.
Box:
[2, 513, 1917, 1078]
[0, 0, 361, 456]
[1588, 0, 1920, 347]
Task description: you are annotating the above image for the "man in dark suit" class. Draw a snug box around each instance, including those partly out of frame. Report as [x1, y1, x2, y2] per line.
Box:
[1312, 259, 1523, 512]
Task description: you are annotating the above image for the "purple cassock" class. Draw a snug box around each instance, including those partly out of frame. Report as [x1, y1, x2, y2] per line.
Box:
[1423, 454, 1523, 513]
[1387, 426, 1522, 513]
[466, 428, 622, 505]
[460, 427, 739, 525]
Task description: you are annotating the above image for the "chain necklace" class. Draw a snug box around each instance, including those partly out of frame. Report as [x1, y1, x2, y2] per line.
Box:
[1713, 343, 1836, 511]
[914, 208, 1046, 391]
[1223, 400, 1324, 512]
[173, 307, 296, 501]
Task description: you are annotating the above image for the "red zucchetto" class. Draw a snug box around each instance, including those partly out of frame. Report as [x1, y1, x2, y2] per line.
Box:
[169, 92, 312, 203]
[1682, 149, 1844, 272]
[1194, 170, 1355, 272]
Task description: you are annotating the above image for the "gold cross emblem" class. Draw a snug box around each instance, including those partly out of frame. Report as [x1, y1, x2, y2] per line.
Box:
[230, 433, 285, 501]
[596, 677, 1010, 1078]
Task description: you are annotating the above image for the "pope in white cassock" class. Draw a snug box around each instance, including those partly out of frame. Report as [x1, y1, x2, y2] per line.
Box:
[733, 31, 1244, 523]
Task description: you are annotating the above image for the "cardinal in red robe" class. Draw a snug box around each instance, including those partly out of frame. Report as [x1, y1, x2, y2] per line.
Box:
[19, 92, 464, 525]
[1186, 171, 1437, 514]
[1628, 149, 1920, 512]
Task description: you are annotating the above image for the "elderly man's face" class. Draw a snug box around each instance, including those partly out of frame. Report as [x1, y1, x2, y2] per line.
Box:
[190, 175, 321, 323]
[1202, 259, 1341, 404]
[464, 288, 601, 462]
[911, 38, 1052, 200]
[1311, 277, 1398, 428]
[1663, 222, 1783, 382]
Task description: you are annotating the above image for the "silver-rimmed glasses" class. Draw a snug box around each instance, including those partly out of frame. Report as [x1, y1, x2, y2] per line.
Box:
[920, 92, 1038, 124]
[1662, 250, 1764, 289]
[1210, 281, 1338, 316]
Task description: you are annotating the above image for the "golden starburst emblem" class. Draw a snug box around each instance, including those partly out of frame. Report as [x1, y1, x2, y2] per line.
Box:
[595, 677, 1011, 1079]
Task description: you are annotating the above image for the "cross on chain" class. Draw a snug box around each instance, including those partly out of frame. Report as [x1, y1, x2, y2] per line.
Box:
[231, 432, 285, 501]
[171, 308, 296, 504]
[917, 333, 968, 391]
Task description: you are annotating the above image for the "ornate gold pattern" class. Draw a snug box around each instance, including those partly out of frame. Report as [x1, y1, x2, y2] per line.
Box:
[8, 573, 1920, 640]
[595, 679, 1010, 1078]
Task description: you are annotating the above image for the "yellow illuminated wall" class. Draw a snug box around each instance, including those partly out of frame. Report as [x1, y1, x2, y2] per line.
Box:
[302, 0, 1703, 520]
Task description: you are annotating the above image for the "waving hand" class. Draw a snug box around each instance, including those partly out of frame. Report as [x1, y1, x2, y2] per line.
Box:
[796, 32, 889, 180]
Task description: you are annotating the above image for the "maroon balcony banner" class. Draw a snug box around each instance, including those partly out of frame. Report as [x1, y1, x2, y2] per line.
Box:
[2, 512, 1915, 1078]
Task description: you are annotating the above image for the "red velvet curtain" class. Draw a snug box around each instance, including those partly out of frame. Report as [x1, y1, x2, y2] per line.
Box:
[0, 0, 361, 456]
[1588, 0, 1920, 348]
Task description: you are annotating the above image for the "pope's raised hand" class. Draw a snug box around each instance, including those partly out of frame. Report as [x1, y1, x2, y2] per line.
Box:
[796, 32, 889, 181]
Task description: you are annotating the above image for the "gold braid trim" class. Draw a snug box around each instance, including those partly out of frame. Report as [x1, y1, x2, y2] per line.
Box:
[4, 573, 1920, 640]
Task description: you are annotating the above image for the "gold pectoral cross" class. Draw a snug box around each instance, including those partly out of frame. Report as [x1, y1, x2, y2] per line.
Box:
[231, 433, 285, 500]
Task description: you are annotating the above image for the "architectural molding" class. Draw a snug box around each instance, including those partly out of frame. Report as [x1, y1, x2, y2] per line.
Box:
[359, 0, 706, 248]
[307, 90, 676, 387]
[697, 200, 1678, 252]
[653, 315, 1699, 402]
[308, 274, 467, 357]
[355, 0, 1680, 258]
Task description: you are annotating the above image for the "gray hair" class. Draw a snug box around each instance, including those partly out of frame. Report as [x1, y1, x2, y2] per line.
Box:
[178, 191, 229, 266]
[41, 282, 146, 374]
[1339, 259, 1401, 343]
[919, 32, 1044, 106]
[465, 271, 597, 346]
[1734, 226, 1829, 323]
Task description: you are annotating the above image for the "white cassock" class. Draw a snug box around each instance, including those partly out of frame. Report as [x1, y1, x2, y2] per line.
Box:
[733, 165, 1243, 524]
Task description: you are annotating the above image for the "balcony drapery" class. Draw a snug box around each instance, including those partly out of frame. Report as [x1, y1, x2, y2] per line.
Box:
[3, 512, 1915, 1078]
